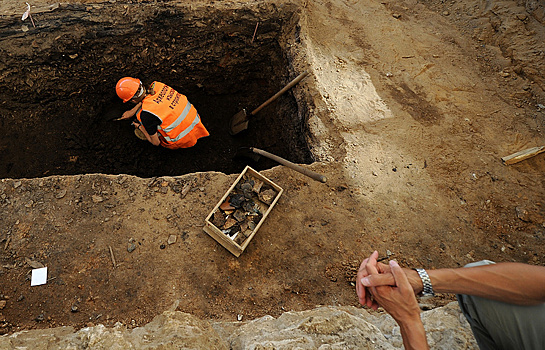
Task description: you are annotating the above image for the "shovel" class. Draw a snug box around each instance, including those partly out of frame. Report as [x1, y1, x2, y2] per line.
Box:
[236, 147, 327, 183]
[229, 71, 309, 135]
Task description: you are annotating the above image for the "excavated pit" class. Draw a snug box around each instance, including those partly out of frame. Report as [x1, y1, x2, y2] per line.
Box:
[0, 2, 313, 179]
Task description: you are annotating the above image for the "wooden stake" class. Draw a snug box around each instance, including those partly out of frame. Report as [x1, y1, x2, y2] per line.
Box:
[251, 22, 259, 43]
[108, 245, 117, 268]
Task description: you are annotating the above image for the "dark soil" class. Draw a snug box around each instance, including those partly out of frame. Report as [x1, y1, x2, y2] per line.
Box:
[0, 2, 312, 179]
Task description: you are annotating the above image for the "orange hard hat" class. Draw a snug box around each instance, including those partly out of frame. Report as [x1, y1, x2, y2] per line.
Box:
[116, 77, 141, 103]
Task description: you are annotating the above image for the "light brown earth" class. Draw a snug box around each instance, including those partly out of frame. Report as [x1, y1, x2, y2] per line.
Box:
[1, 0, 545, 337]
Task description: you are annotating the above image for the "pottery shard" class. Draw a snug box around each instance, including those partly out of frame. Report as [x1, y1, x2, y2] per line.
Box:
[240, 221, 248, 232]
[211, 211, 226, 227]
[258, 189, 276, 205]
[234, 234, 246, 246]
[252, 179, 263, 193]
[223, 217, 238, 229]
[240, 182, 252, 191]
[220, 198, 235, 211]
[233, 210, 246, 222]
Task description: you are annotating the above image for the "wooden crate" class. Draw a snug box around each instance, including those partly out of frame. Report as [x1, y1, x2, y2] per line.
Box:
[203, 166, 283, 257]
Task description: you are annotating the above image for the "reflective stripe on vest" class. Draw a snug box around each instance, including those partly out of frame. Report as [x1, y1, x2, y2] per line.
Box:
[137, 82, 200, 144]
[162, 111, 202, 143]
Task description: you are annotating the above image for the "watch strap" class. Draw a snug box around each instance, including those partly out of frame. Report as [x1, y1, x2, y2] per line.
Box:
[414, 268, 434, 296]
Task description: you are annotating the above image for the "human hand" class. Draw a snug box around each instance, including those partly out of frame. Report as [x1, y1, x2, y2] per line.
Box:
[356, 251, 391, 310]
[120, 110, 134, 120]
[357, 253, 423, 298]
[368, 260, 422, 324]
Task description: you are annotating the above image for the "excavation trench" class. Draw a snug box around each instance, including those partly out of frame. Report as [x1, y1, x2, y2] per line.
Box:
[0, 2, 313, 179]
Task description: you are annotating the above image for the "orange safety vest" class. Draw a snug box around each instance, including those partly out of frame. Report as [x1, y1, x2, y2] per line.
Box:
[136, 82, 209, 149]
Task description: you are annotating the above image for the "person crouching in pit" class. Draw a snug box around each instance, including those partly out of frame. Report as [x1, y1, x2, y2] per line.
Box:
[115, 77, 209, 149]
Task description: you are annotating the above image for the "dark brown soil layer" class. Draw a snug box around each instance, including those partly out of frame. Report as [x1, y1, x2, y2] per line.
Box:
[0, 2, 313, 179]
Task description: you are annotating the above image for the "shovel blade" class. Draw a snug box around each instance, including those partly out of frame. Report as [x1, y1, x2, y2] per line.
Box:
[234, 147, 261, 162]
[229, 109, 249, 135]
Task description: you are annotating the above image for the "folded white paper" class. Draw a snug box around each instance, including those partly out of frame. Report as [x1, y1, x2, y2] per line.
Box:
[31, 267, 48, 286]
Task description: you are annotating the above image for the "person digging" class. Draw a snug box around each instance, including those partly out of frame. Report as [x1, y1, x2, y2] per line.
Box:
[115, 77, 209, 149]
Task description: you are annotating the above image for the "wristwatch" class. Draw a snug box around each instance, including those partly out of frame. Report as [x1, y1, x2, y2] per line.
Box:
[414, 268, 435, 297]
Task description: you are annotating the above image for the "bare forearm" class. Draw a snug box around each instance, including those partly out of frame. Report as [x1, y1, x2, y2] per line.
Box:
[429, 263, 545, 305]
[398, 317, 429, 350]
[127, 102, 142, 117]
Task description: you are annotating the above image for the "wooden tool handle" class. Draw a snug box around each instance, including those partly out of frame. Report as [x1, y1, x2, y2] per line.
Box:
[251, 148, 327, 183]
[250, 71, 309, 115]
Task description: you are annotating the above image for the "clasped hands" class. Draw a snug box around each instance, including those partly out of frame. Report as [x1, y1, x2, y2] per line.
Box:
[356, 250, 423, 324]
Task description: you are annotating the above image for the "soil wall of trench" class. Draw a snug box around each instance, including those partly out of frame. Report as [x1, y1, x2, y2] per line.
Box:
[0, 1, 316, 179]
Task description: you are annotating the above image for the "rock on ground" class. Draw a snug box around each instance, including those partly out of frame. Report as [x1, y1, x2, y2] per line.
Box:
[0, 303, 477, 349]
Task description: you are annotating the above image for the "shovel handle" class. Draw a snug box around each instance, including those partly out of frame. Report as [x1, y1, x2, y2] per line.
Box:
[251, 147, 327, 183]
[250, 71, 309, 115]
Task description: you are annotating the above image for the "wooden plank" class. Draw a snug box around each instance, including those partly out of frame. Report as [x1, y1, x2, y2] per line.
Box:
[501, 146, 545, 165]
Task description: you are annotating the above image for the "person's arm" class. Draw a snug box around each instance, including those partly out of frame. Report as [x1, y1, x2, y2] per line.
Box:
[120, 102, 142, 119]
[138, 112, 161, 146]
[361, 260, 545, 305]
[133, 121, 160, 146]
[367, 258, 429, 350]
[427, 263, 545, 305]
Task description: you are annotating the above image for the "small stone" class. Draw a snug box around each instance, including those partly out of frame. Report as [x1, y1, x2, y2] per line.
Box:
[442, 11, 449, 16]
[127, 242, 136, 253]
[25, 258, 44, 269]
[0, 300, 6, 309]
[71, 305, 78, 313]
[92, 195, 104, 203]
[14, 181, 22, 188]
[516, 206, 530, 222]
[237, 314, 243, 321]
[392, 13, 401, 19]
[17, 295, 24, 302]
[181, 183, 191, 198]
[35, 314, 44, 322]
[167, 235, 177, 245]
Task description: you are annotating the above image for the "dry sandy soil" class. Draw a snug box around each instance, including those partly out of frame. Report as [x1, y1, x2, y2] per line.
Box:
[1, 0, 545, 337]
